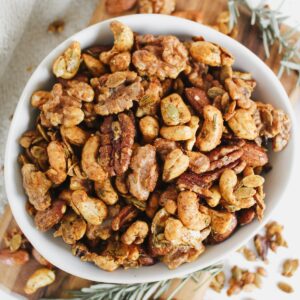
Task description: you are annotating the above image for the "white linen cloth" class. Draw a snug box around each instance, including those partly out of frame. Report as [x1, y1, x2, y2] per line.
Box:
[0, 0, 98, 212]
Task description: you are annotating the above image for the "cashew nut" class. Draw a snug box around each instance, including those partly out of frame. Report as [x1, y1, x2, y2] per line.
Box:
[121, 221, 149, 245]
[177, 191, 211, 230]
[31, 91, 52, 108]
[163, 149, 189, 181]
[109, 51, 131, 72]
[60, 125, 90, 146]
[196, 105, 223, 152]
[94, 178, 119, 205]
[24, 268, 55, 295]
[220, 169, 258, 211]
[184, 115, 200, 150]
[46, 141, 67, 185]
[219, 169, 237, 204]
[160, 125, 193, 141]
[206, 185, 222, 207]
[52, 41, 81, 79]
[81, 135, 108, 182]
[72, 190, 108, 225]
[100, 21, 134, 64]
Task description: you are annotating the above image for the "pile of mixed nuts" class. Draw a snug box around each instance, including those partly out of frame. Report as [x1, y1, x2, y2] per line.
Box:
[18, 20, 291, 272]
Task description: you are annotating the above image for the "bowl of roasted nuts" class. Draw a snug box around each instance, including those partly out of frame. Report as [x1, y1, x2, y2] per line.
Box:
[4, 14, 296, 283]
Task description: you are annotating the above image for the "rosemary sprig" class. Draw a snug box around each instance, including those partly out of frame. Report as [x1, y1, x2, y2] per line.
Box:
[228, 0, 300, 83]
[43, 264, 222, 300]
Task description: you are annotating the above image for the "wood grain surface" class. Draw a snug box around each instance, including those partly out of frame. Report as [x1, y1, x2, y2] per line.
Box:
[1, 0, 299, 299]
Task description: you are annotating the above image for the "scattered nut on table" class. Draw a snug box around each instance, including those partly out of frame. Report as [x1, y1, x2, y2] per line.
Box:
[24, 268, 55, 294]
[18, 20, 291, 272]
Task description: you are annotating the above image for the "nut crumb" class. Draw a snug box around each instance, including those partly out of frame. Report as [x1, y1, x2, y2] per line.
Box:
[277, 282, 294, 293]
[243, 247, 257, 262]
[48, 20, 65, 34]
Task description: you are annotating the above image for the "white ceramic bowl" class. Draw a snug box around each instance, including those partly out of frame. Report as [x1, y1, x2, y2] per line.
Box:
[5, 14, 297, 283]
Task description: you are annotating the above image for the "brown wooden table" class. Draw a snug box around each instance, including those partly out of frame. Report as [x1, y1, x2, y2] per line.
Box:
[0, 0, 299, 299]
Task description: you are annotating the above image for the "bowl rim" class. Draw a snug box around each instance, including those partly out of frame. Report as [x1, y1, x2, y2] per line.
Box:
[4, 14, 298, 283]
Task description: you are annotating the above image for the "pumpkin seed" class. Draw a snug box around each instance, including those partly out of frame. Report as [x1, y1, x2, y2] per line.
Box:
[234, 187, 256, 199]
[242, 175, 265, 188]
[166, 103, 179, 123]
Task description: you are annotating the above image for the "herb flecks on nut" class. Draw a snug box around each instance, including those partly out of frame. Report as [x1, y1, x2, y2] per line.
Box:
[18, 21, 291, 272]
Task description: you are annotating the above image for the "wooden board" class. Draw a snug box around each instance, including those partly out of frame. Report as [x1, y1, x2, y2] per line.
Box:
[1, 0, 299, 299]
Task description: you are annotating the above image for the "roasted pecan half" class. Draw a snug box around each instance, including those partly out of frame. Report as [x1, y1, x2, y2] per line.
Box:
[111, 205, 139, 231]
[34, 200, 67, 231]
[99, 112, 135, 176]
[207, 141, 245, 172]
[241, 142, 268, 167]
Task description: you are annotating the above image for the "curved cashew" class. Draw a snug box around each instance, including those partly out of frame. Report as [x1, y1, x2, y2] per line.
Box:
[46, 141, 67, 185]
[196, 105, 223, 152]
[81, 135, 107, 182]
[184, 115, 200, 150]
[121, 221, 149, 245]
[177, 191, 211, 230]
[219, 169, 237, 204]
[206, 185, 222, 207]
[94, 178, 119, 205]
[71, 190, 108, 225]
[24, 268, 55, 295]
[100, 21, 134, 64]
[160, 125, 193, 141]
